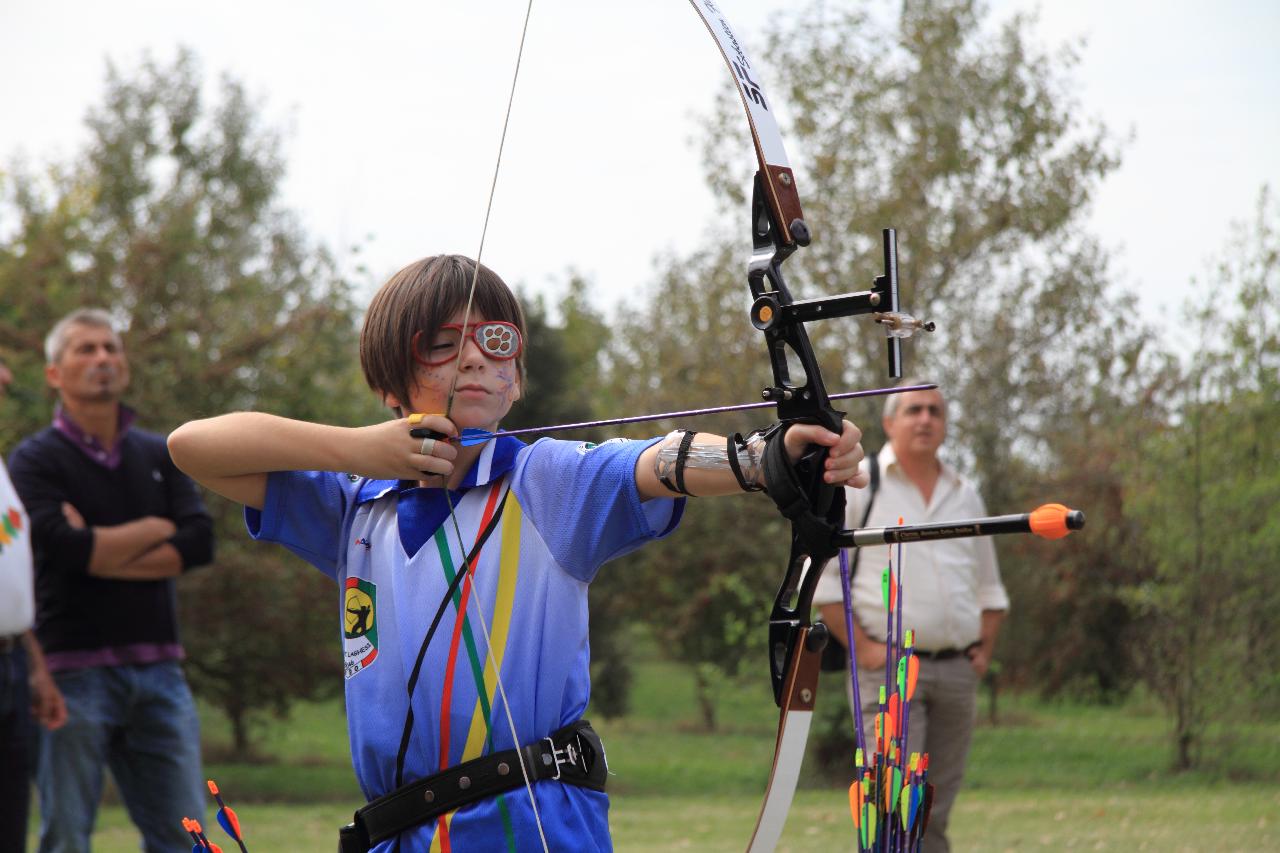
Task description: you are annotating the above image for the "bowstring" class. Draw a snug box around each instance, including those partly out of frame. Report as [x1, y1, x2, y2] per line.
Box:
[439, 2, 549, 849]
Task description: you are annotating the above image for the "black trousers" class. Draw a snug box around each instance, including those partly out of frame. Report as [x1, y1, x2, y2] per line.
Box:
[0, 641, 33, 853]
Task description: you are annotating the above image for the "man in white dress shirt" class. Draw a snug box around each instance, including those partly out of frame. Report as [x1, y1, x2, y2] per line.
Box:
[814, 380, 1008, 853]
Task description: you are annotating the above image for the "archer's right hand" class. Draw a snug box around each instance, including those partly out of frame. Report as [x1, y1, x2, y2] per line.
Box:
[348, 414, 460, 483]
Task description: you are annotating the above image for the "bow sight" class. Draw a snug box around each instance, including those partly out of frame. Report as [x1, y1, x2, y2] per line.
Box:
[748, 203, 935, 417]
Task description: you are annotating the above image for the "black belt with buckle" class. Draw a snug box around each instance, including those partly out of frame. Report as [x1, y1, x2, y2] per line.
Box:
[0, 634, 22, 654]
[913, 641, 980, 661]
[339, 719, 607, 852]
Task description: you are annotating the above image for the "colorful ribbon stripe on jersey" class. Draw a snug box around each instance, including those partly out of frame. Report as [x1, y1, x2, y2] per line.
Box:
[429, 478, 523, 853]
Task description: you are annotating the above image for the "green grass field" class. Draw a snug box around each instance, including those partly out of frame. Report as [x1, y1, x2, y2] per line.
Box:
[27, 661, 1280, 850]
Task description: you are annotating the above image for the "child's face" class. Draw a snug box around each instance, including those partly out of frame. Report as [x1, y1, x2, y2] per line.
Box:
[393, 310, 522, 430]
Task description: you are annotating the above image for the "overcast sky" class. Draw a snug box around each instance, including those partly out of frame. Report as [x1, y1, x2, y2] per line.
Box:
[2, 0, 1276, 356]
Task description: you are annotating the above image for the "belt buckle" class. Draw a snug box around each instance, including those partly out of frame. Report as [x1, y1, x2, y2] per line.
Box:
[541, 736, 581, 781]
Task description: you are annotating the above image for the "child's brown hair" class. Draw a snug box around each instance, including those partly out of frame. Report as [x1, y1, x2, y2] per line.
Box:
[360, 255, 526, 413]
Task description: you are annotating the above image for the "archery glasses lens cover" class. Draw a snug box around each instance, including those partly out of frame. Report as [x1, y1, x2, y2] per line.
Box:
[413, 321, 522, 367]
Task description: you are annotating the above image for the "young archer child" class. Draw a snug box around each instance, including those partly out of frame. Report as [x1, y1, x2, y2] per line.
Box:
[168, 254, 868, 851]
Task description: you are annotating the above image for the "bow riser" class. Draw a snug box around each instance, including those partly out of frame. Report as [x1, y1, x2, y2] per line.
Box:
[762, 471, 844, 701]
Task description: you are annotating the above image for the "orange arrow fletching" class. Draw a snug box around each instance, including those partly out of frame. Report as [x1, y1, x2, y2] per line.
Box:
[215, 807, 243, 840]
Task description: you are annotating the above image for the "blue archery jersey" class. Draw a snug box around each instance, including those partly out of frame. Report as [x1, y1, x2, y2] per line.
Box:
[246, 436, 682, 851]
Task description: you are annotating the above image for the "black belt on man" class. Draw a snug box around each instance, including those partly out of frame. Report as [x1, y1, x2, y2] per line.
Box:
[912, 641, 981, 661]
[339, 719, 607, 852]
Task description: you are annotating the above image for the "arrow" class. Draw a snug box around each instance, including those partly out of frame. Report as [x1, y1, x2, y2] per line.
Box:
[182, 818, 222, 853]
[207, 780, 249, 853]
[439, 384, 937, 446]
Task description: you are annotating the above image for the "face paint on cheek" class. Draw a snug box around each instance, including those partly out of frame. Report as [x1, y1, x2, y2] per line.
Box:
[407, 368, 454, 411]
[415, 365, 451, 386]
[495, 367, 519, 399]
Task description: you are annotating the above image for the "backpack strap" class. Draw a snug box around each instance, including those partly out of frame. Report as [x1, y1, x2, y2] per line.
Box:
[849, 448, 880, 573]
[819, 450, 881, 672]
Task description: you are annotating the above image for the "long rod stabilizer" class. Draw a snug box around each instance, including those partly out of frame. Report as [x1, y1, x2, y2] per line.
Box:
[840, 503, 1085, 548]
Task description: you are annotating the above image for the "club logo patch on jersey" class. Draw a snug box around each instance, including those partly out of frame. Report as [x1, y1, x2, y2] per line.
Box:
[343, 577, 379, 679]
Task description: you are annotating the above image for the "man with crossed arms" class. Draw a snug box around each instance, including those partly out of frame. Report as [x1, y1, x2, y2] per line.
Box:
[9, 310, 213, 852]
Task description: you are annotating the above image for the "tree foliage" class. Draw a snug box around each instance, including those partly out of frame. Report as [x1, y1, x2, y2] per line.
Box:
[0, 50, 380, 752]
[1121, 188, 1280, 769]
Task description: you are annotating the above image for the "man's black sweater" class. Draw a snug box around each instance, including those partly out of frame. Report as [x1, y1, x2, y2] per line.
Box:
[8, 425, 214, 657]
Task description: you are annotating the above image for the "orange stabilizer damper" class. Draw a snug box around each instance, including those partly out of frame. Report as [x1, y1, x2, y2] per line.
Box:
[1029, 503, 1084, 540]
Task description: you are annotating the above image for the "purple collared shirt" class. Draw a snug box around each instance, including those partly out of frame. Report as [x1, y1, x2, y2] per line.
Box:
[53, 404, 137, 470]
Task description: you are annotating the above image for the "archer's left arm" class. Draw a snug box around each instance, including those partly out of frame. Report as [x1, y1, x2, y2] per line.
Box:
[635, 420, 869, 500]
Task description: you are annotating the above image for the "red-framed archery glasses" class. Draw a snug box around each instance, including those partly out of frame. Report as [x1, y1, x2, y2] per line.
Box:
[412, 321, 523, 368]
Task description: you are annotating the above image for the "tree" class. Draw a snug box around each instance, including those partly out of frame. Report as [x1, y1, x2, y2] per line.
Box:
[0, 50, 382, 752]
[1122, 187, 1280, 770]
